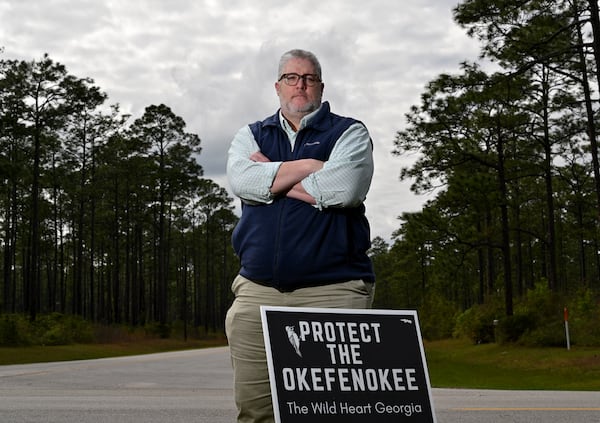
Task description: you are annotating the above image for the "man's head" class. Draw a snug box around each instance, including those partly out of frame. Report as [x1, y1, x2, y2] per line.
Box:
[275, 49, 324, 124]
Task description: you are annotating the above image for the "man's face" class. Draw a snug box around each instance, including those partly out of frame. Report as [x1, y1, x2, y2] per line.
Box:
[275, 57, 324, 119]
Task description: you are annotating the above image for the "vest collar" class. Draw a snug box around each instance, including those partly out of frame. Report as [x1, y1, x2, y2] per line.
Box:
[263, 101, 331, 132]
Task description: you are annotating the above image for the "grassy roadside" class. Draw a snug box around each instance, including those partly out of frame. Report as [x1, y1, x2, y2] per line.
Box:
[0, 338, 227, 365]
[2, 337, 599, 392]
[425, 339, 600, 391]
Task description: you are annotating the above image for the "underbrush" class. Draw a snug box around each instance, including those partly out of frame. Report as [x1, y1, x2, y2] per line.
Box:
[0, 313, 93, 346]
[452, 284, 600, 347]
[0, 313, 225, 347]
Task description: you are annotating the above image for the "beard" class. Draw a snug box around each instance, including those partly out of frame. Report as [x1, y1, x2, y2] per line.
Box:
[282, 97, 321, 115]
[295, 97, 320, 113]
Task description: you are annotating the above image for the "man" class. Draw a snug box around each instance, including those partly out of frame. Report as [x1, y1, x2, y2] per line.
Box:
[225, 49, 375, 423]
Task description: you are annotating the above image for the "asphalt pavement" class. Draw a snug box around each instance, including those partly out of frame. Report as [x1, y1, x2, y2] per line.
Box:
[0, 346, 599, 422]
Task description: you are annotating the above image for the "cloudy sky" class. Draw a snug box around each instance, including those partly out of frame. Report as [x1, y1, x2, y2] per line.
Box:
[1, 0, 481, 242]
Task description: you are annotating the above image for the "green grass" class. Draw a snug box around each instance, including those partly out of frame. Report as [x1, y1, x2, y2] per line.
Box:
[425, 339, 600, 391]
[0, 337, 227, 365]
[2, 337, 600, 392]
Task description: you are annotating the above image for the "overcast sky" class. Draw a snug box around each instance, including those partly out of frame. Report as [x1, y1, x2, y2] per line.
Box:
[1, 0, 481, 242]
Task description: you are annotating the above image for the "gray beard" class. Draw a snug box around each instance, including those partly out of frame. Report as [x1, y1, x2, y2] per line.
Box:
[285, 99, 320, 115]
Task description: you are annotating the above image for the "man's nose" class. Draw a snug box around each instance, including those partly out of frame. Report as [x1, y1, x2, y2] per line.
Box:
[297, 76, 308, 88]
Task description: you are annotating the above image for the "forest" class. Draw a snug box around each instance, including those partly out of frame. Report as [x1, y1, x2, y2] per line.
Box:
[2, 0, 600, 347]
[0, 52, 239, 341]
[372, 0, 600, 346]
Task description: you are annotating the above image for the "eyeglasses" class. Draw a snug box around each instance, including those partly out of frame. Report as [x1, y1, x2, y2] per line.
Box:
[278, 73, 321, 87]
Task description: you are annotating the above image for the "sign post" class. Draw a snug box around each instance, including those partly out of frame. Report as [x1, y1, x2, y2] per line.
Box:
[261, 306, 437, 423]
[564, 307, 570, 351]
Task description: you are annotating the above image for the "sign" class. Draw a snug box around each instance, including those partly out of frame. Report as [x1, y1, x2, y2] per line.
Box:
[260, 306, 437, 423]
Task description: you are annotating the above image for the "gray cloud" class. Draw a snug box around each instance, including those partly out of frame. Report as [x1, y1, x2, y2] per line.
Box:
[1, 0, 480, 242]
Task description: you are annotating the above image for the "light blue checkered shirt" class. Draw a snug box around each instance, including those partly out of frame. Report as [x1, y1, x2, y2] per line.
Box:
[227, 104, 374, 209]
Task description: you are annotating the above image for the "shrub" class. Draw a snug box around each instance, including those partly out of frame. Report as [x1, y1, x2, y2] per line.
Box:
[0, 314, 32, 346]
[453, 301, 503, 344]
[418, 292, 458, 340]
[0, 313, 93, 347]
[463, 283, 591, 347]
[568, 288, 600, 346]
[144, 322, 172, 339]
[519, 320, 566, 347]
[511, 283, 562, 346]
[495, 313, 536, 344]
[34, 313, 94, 345]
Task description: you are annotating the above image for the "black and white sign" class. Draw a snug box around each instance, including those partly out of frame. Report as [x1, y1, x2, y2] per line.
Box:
[261, 306, 437, 423]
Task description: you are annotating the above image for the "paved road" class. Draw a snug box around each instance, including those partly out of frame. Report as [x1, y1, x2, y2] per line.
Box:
[1, 346, 599, 422]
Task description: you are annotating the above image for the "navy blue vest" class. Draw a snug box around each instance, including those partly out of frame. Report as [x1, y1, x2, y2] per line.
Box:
[231, 102, 374, 291]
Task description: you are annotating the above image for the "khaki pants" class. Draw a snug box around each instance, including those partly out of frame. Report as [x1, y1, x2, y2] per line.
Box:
[225, 275, 375, 423]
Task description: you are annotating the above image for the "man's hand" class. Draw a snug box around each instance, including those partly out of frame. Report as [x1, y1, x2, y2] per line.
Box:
[249, 150, 322, 203]
[270, 159, 323, 196]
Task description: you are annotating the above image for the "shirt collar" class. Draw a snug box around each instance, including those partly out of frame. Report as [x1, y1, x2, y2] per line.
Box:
[278, 103, 324, 134]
